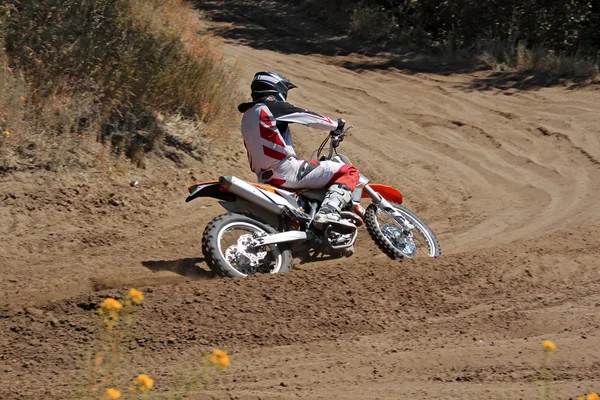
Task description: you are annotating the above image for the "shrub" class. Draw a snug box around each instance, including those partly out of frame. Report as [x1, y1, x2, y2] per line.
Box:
[350, 4, 397, 41]
[287, 0, 600, 79]
[0, 0, 237, 169]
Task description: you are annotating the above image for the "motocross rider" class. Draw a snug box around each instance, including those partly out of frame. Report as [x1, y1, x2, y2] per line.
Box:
[238, 71, 359, 230]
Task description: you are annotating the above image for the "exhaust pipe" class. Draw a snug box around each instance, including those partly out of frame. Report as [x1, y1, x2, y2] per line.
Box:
[219, 176, 285, 215]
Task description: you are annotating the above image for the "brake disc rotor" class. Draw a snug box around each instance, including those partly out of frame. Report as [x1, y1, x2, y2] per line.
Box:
[381, 224, 416, 257]
[224, 234, 268, 273]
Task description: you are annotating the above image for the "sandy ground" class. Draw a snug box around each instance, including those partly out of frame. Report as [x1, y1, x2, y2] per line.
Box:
[1, 1, 600, 399]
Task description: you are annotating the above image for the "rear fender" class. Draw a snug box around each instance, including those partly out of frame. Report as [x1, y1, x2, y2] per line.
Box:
[186, 180, 235, 202]
[362, 184, 403, 204]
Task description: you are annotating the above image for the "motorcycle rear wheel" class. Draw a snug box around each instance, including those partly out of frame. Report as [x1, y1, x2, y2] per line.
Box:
[365, 203, 440, 259]
[202, 213, 293, 277]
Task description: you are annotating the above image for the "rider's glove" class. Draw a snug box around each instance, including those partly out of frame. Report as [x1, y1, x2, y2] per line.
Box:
[333, 118, 345, 134]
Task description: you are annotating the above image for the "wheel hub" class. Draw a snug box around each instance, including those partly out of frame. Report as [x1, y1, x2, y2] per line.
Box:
[224, 234, 268, 271]
[381, 224, 416, 257]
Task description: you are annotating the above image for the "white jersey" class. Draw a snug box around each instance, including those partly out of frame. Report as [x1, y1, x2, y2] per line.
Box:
[239, 100, 339, 176]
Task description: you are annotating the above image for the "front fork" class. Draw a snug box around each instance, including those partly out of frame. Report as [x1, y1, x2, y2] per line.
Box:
[361, 185, 415, 231]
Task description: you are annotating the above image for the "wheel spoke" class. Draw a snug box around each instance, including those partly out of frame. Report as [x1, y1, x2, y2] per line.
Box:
[373, 205, 436, 258]
[217, 222, 282, 276]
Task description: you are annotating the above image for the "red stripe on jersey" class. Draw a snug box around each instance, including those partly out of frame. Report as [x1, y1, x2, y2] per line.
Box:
[260, 109, 274, 127]
[263, 145, 287, 160]
[265, 178, 287, 186]
[260, 124, 286, 147]
[309, 114, 333, 125]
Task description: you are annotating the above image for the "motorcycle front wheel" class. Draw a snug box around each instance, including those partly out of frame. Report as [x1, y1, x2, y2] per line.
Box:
[365, 203, 440, 259]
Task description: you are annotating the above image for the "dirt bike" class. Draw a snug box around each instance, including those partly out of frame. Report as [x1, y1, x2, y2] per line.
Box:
[186, 125, 440, 277]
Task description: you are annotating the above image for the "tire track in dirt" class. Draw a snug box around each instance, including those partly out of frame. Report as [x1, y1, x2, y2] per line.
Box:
[225, 45, 600, 253]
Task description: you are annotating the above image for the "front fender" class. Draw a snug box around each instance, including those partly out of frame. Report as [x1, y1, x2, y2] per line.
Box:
[186, 180, 235, 202]
[362, 184, 403, 204]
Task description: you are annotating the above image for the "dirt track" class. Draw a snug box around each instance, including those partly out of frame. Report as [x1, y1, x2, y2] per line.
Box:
[1, 2, 600, 399]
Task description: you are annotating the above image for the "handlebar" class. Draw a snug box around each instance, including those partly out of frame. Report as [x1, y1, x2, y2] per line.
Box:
[312, 124, 354, 161]
[330, 124, 353, 147]
[331, 124, 354, 136]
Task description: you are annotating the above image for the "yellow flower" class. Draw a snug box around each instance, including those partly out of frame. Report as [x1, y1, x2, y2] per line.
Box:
[210, 349, 230, 368]
[542, 340, 556, 351]
[101, 298, 123, 312]
[128, 288, 144, 305]
[213, 349, 227, 357]
[4, 131, 10, 136]
[105, 388, 122, 399]
[588, 393, 600, 400]
[218, 354, 230, 368]
[134, 374, 154, 391]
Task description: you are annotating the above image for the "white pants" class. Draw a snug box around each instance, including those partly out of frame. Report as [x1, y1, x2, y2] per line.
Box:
[258, 157, 359, 191]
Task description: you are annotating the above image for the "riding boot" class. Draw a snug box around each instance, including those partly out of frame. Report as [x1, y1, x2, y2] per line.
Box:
[313, 183, 356, 231]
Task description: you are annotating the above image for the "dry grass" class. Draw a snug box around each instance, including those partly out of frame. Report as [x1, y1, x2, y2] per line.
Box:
[0, 48, 102, 171]
[82, 289, 230, 399]
[477, 41, 599, 79]
[83, 289, 154, 399]
[0, 0, 237, 171]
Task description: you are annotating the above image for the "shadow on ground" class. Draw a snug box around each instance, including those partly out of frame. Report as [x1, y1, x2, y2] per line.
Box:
[195, 0, 598, 91]
[195, 0, 466, 72]
[464, 71, 596, 92]
[195, 0, 475, 75]
[142, 258, 215, 279]
[195, 0, 360, 57]
[333, 55, 476, 75]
